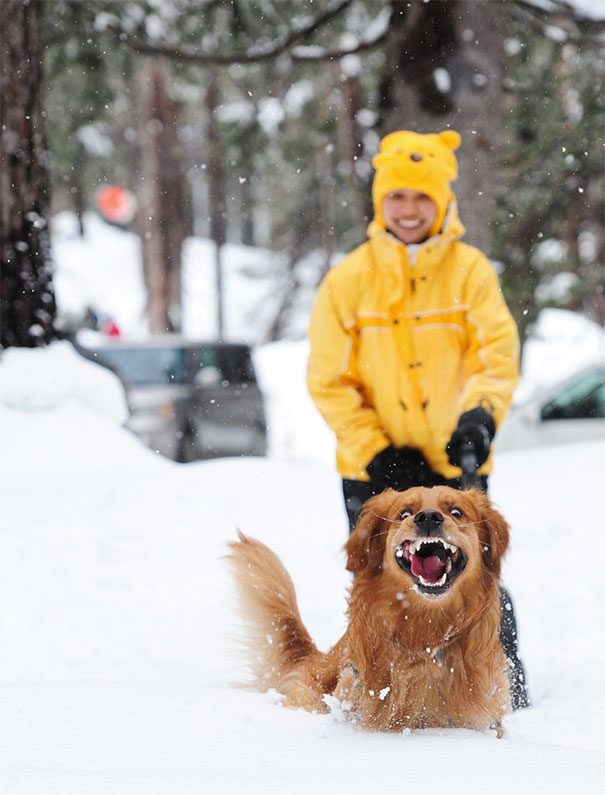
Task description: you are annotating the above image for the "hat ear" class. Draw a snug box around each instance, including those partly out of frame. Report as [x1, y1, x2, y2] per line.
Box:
[437, 130, 461, 151]
[345, 491, 398, 576]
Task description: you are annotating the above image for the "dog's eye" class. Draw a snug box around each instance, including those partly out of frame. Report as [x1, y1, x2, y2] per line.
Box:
[450, 507, 463, 519]
[400, 509, 412, 520]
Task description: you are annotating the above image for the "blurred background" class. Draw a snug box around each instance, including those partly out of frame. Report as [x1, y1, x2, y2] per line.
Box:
[1, 0, 604, 461]
[1, 8, 605, 785]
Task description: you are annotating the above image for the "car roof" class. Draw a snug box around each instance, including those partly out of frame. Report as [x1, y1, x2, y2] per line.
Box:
[76, 336, 251, 351]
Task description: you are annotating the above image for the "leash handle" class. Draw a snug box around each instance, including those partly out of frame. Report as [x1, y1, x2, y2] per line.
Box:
[459, 439, 480, 489]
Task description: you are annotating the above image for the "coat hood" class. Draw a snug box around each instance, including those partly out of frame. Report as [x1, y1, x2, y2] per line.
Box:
[367, 194, 467, 266]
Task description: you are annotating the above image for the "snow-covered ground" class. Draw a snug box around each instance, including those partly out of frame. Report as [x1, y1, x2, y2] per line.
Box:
[1, 340, 604, 794]
[0, 214, 603, 792]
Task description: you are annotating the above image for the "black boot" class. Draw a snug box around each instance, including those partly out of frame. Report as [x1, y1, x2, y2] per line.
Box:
[499, 586, 531, 710]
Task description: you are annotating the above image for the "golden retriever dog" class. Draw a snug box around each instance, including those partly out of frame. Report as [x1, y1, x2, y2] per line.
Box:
[227, 486, 511, 735]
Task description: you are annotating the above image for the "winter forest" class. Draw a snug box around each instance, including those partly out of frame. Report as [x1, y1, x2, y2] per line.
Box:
[1, 0, 604, 345]
[1, 2, 605, 793]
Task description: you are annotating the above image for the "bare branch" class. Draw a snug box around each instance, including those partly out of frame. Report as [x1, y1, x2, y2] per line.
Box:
[518, 0, 605, 27]
[291, 28, 389, 63]
[512, 0, 605, 48]
[109, 0, 354, 65]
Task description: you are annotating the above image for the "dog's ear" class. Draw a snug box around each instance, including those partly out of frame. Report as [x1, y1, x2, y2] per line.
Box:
[475, 491, 510, 576]
[345, 491, 397, 576]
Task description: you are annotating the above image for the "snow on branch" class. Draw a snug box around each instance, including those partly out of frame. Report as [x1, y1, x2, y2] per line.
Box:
[513, 0, 605, 48]
[109, 0, 354, 65]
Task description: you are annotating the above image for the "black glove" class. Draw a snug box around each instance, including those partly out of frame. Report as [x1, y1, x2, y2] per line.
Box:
[366, 445, 432, 491]
[446, 407, 496, 468]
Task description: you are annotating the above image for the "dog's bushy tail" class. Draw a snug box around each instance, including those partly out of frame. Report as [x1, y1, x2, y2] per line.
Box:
[226, 532, 319, 691]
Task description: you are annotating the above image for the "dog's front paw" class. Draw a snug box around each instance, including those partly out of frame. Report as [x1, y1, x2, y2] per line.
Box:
[490, 720, 504, 739]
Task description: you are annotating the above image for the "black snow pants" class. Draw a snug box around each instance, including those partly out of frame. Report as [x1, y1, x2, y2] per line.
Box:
[342, 478, 530, 711]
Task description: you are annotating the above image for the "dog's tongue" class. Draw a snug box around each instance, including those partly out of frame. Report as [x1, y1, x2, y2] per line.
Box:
[411, 554, 445, 584]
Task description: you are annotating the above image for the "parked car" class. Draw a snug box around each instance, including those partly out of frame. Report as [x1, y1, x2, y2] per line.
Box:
[496, 364, 605, 451]
[73, 337, 267, 462]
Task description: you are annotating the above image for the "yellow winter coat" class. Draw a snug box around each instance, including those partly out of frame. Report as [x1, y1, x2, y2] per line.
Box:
[307, 202, 519, 481]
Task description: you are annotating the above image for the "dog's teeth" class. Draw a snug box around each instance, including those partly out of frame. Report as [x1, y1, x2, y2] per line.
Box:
[418, 572, 447, 588]
[416, 537, 456, 550]
[445, 558, 452, 573]
[413, 538, 458, 554]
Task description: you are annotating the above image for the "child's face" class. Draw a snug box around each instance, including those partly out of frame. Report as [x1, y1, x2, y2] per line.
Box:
[381, 189, 437, 244]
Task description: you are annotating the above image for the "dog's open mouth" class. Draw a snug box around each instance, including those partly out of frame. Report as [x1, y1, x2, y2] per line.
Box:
[395, 538, 467, 594]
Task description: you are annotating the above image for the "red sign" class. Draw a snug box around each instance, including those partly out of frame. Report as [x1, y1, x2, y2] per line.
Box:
[96, 185, 137, 226]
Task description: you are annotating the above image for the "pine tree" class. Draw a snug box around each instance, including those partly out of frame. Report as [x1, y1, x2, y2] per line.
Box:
[1, 0, 57, 348]
[494, 16, 605, 336]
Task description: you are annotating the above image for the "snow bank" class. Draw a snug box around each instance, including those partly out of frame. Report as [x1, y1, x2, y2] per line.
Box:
[254, 338, 335, 464]
[0, 339, 128, 422]
[52, 212, 146, 337]
[520, 308, 605, 400]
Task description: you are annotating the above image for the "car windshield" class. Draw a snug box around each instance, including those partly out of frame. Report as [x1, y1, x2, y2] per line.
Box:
[541, 369, 605, 420]
[93, 347, 189, 385]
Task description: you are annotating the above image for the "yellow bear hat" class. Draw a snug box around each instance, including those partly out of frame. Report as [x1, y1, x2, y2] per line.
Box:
[372, 129, 461, 236]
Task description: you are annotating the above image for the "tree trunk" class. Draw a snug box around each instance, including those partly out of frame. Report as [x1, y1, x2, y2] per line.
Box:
[380, 0, 505, 255]
[72, 140, 86, 237]
[206, 76, 227, 340]
[239, 173, 255, 247]
[339, 74, 368, 230]
[316, 137, 334, 277]
[0, 0, 57, 348]
[137, 59, 186, 335]
[586, 177, 605, 325]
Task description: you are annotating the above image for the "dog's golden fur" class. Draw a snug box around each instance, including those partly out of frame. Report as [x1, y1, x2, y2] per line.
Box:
[227, 486, 511, 733]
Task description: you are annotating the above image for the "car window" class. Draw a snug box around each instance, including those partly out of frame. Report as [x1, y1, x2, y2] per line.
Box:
[219, 347, 256, 383]
[93, 347, 189, 385]
[193, 347, 220, 370]
[192, 346, 255, 384]
[541, 370, 605, 421]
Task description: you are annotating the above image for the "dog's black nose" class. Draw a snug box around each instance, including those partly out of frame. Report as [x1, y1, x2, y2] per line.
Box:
[413, 510, 444, 535]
